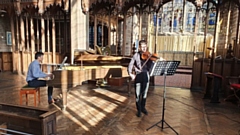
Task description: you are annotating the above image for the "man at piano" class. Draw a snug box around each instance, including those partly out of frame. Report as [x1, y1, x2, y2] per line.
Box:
[26, 52, 55, 104]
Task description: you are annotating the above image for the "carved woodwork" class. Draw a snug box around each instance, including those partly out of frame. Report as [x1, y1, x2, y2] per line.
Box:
[0, 0, 68, 16]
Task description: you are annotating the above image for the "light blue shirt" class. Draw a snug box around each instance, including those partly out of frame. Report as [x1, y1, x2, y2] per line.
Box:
[26, 60, 47, 82]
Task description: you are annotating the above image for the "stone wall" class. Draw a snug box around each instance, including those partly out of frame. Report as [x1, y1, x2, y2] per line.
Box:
[217, 2, 239, 58]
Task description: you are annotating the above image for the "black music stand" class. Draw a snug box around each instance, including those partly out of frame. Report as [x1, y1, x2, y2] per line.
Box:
[146, 60, 180, 135]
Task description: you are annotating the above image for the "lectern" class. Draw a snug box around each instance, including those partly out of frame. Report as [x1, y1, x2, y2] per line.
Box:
[146, 60, 180, 135]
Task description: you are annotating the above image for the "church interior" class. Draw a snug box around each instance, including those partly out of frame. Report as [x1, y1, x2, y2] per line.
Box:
[0, 0, 240, 134]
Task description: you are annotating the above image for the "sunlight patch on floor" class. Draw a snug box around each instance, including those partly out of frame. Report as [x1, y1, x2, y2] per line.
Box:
[61, 89, 127, 130]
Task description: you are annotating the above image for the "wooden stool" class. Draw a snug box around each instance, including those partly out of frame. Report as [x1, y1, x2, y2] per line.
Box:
[19, 85, 40, 106]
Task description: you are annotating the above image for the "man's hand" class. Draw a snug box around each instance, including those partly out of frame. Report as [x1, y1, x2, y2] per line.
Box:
[46, 73, 54, 80]
[130, 74, 136, 81]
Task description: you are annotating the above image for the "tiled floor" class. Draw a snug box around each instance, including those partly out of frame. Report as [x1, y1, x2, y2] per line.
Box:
[0, 72, 240, 135]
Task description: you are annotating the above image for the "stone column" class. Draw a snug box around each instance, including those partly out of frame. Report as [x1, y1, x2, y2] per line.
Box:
[171, 0, 174, 32]
[139, 10, 142, 40]
[16, 16, 21, 74]
[123, 13, 127, 56]
[194, 10, 200, 51]
[47, 17, 50, 63]
[234, 8, 240, 58]
[155, 12, 159, 53]
[20, 15, 26, 74]
[25, 16, 31, 68]
[52, 17, 56, 64]
[70, 0, 89, 64]
[26, 16, 29, 51]
[147, 11, 151, 52]
[10, 16, 17, 73]
[182, 0, 186, 32]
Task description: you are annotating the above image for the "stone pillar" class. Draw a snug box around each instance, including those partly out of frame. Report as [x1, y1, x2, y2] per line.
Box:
[171, 0, 174, 32]
[139, 11, 142, 40]
[70, 0, 89, 64]
[123, 13, 127, 56]
[20, 16, 26, 74]
[47, 17, 50, 63]
[147, 11, 151, 52]
[20, 16, 25, 51]
[133, 8, 139, 50]
[16, 16, 21, 74]
[155, 12, 159, 53]
[182, 0, 186, 32]
[194, 10, 200, 51]
[26, 16, 29, 51]
[25, 16, 31, 68]
[10, 16, 17, 73]
[52, 17, 56, 64]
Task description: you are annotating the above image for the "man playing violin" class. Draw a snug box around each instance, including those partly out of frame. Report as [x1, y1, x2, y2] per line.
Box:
[128, 40, 154, 117]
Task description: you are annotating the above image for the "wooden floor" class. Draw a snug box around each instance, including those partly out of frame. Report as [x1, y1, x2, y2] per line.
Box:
[0, 72, 240, 135]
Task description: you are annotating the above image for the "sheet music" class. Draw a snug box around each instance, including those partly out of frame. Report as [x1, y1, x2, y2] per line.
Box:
[150, 60, 180, 76]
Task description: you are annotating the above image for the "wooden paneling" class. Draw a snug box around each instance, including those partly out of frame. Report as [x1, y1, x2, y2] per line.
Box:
[191, 59, 202, 88]
[214, 60, 223, 75]
[192, 58, 240, 94]
[0, 103, 57, 135]
[157, 51, 201, 67]
[1, 52, 12, 71]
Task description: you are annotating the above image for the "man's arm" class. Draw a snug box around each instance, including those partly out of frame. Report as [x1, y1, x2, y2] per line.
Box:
[128, 53, 137, 80]
[31, 63, 48, 78]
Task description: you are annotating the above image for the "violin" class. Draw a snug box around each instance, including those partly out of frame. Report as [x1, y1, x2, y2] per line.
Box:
[141, 51, 159, 61]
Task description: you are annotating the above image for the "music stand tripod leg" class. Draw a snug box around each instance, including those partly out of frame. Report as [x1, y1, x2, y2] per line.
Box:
[146, 62, 179, 135]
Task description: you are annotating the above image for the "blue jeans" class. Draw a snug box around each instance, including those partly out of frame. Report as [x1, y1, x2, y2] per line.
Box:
[28, 79, 53, 101]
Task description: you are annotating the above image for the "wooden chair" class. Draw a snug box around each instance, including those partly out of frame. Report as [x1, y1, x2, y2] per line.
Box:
[224, 76, 240, 106]
[19, 85, 40, 106]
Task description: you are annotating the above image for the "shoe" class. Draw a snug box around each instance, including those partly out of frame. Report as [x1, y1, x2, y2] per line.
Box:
[141, 109, 148, 115]
[48, 99, 55, 104]
[136, 111, 141, 117]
